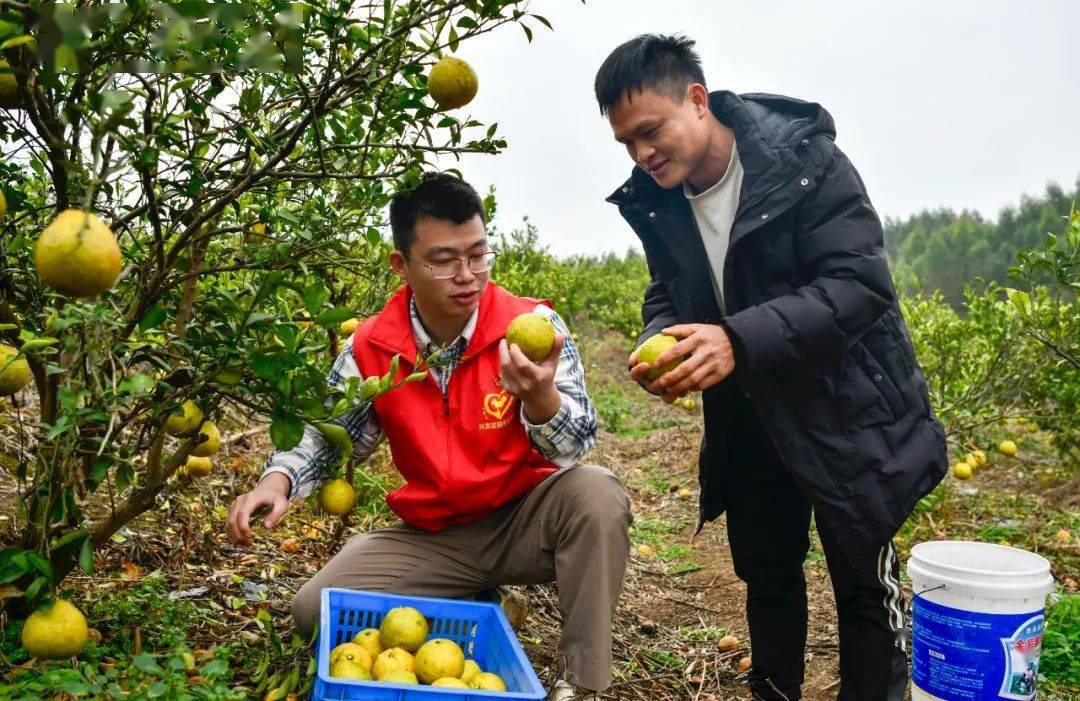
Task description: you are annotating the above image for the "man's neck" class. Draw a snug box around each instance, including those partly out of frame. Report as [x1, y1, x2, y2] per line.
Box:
[685, 116, 736, 194]
[413, 299, 467, 347]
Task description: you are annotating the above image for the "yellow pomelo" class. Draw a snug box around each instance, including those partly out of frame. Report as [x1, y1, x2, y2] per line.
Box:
[963, 452, 978, 468]
[339, 317, 360, 335]
[319, 477, 356, 516]
[165, 400, 204, 437]
[433, 677, 470, 688]
[379, 669, 418, 684]
[972, 449, 988, 467]
[415, 638, 465, 684]
[0, 343, 31, 395]
[330, 658, 372, 679]
[427, 56, 478, 110]
[21, 599, 89, 659]
[470, 672, 507, 691]
[635, 334, 682, 381]
[952, 462, 972, 480]
[506, 312, 555, 362]
[379, 607, 428, 653]
[372, 647, 415, 680]
[460, 659, 482, 683]
[34, 210, 122, 297]
[0, 189, 6, 222]
[998, 440, 1018, 456]
[330, 642, 373, 671]
[191, 421, 221, 457]
[184, 455, 213, 478]
[0, 60, 22, 109]
[352, 628, 383, 660]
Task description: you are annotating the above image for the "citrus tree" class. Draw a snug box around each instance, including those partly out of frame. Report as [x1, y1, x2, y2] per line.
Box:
[0, 0, 551, 629]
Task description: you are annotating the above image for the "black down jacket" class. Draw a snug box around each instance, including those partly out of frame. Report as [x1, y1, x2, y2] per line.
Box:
[606, 91, 948, 568]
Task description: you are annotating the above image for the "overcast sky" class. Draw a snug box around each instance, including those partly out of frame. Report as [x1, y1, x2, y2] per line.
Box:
[437, 0, 1080, 257]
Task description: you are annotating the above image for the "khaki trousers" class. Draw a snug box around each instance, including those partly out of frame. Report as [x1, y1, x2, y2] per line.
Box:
[291, 465, 633, 691]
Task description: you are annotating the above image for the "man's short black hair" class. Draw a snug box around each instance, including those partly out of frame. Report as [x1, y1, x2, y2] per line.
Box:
[594, 34, 706, 116]
[389, 173, 485, 254]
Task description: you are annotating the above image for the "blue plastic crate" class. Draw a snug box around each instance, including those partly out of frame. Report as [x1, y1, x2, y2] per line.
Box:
[312, 588, 546, 701]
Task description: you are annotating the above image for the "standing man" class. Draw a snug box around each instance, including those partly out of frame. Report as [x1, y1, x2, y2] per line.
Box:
[596, 34, 947, 700]
[227, 174, 629, 701]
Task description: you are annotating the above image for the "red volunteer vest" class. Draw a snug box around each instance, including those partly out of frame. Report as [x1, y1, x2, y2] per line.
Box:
[353, 282, 560, 530]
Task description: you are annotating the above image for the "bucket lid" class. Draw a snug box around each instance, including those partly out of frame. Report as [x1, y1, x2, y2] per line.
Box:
[907, 540, 1055, 600]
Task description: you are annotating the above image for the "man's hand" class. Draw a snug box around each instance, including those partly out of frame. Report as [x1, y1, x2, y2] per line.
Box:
[227, 472, 292, 546]
[650, 323, 735, 396]
[499, 332, 564, 424]
[628, 348, 686, 405]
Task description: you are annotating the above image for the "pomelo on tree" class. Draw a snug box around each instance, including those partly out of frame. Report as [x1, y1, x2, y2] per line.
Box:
[34, 210, 122, 298]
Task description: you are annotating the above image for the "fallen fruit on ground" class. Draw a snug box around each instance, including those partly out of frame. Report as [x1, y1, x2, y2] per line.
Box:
[21, 599, 89, 659]
[427, 56, 478, 110]
[34, 210, 122, 297]
[372, 647, 416, 680]
[718, 635, 740, 652]
[635, 334, 682, 381]
[319, 477, 356, 516]
[506, 312, 555, 362]
[165, 400, 204, 437]
[0, 343, 31, 395]
[191, 421, 221, 457]
[415, 638, 465, 684]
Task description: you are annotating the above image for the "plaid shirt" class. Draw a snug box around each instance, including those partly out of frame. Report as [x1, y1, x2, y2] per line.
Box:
[261, 299, 598, 499]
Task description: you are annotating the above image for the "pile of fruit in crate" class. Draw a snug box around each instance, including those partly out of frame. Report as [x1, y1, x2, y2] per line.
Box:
[330, 605, 508, 690]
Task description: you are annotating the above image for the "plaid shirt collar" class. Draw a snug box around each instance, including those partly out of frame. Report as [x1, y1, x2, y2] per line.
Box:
[409, 297, 477, 362]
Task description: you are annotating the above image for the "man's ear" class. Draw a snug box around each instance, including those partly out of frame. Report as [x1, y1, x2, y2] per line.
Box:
[688, 83, 709, 117]
[389, 250, 408, 281]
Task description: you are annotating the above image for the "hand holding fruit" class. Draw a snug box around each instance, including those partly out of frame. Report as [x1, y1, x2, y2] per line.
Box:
[629, 334, 685, 404]
[226, 472, 292, 545]
[500, 313, 564, 422]
[650, 323, 734, 395]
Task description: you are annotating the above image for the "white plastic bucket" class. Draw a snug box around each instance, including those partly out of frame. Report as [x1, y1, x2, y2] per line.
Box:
[907, 540, 1055, 701]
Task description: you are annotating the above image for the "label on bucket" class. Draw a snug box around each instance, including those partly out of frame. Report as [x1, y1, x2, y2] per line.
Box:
[912, 596, 1044, 700]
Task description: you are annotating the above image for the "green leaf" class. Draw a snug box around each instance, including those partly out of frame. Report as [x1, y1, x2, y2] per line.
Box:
[79, 537, 94, 574]
[26, 551, 53, 580]
[24, 575, 47, 603]
[51, 529, 89, 551]
[117, 373, 155, 396]
[314, 307, 355, 327]
[251, 351, 301, 380]
[133, 653, 163, 675]
[270, 413, 304, 451]
[19, 338, 58, 353]
[138, 305, 167, 331]
[301, 281, 328, 316]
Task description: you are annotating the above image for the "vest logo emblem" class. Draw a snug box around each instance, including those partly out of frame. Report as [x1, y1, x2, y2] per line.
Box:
[481, 376, 516, 428]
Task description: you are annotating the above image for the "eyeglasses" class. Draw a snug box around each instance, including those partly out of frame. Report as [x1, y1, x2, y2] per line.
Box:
[406, 249, 499, 280]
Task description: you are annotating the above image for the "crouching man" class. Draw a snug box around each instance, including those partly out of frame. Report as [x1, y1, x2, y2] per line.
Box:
[226, 173, 631, 701]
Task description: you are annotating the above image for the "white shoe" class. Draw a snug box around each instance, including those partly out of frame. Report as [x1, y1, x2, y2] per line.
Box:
[549, 679, 597, 701]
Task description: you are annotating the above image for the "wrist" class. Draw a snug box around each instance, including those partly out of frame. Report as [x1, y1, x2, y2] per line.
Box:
[258, 471, 292, 497]
[522, 383, 561, 424]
